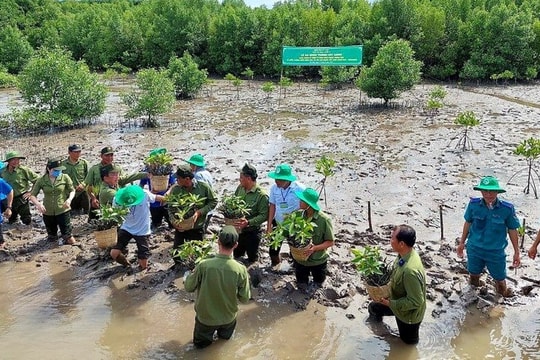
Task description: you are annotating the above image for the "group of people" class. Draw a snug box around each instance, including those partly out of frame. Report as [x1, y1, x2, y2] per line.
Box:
[1, 145, 539, 348]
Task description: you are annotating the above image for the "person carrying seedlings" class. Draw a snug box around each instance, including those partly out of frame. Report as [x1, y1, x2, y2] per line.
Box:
[166, 164, 217, 250]
[456, 176, 520, 297]
[28, 158, 76, 245]
[99, 164, 148, 206]
[110, 185, 164, 271]
[367, 224, 426, 345]
[185, 153, 214, 189]
[140, 148, 175, 231]
[266, 163, 305, 266]
[233, 163, 269, 264]
[84, 146, 127, 221]
[0, 175, 14, 249]
[61, 144, 90, 215]
[184, 225, 251, 349]
[293, 187, 334, 285]
[0, 151, 39, 227]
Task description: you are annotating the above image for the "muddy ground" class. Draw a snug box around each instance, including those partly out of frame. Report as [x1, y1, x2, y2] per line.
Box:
[1, 79, 540, 317]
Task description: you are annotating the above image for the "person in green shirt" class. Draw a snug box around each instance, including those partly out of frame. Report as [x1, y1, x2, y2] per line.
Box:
[0, 151, 39, 226]
[367, 224, 426, 345]
[84, 146, 117, 220]
[61, 144, 90, 215]
[28, 159, 76, 245]
[232, 163, 269, 263]
[166, 164, 217, 250]
[293, 188, 334, 285]
[98, 164, 147, 206]
[184, 225, 251, 349]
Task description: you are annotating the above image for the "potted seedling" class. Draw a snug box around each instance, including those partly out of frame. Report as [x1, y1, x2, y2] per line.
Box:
[217, 194, 250, 233]
[165, 192, 206, 231]
[170, 236, 215, 269]
[268, 210, 317, 262]
[351, 245, 392, 301]
[91, 204, 130, 249]
[144, 149, 174, 192]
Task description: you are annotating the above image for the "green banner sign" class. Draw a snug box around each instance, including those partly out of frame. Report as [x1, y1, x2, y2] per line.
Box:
[282, 46, 363, 66]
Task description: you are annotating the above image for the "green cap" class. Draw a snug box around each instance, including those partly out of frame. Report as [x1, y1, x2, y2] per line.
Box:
[473, 176, 506, 193]
[101, 146, 114, 155]
[185, 153, 206, 168]
[47, 158, 66, 171]
[114, 185, 145, 207]
[4, 151, 26, 162]
[268, 163, 297, 182]
[295, 188, 320, 211]
[219, 225, 239, 248]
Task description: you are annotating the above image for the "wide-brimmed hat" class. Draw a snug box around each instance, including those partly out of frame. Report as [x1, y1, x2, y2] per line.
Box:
[473, 176, 506, 193]
[268, 163, 297, 182]
[149, 148, 167, 157]
[101, 146, 114, 155]
[4, 151, 26, 162]
[47, 158, 66, 171]
[219, 225, 239, 248]
[240, 163, 257, 178]
[176, 164, 194, 178]
[115, 185, 145, 207]
[185, 153, 205, 168]
[295, 188, 320, 211]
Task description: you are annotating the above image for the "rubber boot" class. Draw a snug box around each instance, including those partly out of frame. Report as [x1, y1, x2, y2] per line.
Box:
[115, 253, 130, 267]
[496, 280, 514, 298]
[469, 274, 481, 287]
[270, 255, 281, 266]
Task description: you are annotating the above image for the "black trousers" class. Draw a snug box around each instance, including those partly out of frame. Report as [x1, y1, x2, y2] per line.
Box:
[70, 191, 90, 213]
[294, 260, 327, 284]
[368, 302, 421, 344]
[43, 211, 72, 239]
[150, 206, 170, 228]
[173, 227, 204, 248]
[233, 230, 261, 263]
[193, 317, 236, 349]
[2, 196, 31, 225]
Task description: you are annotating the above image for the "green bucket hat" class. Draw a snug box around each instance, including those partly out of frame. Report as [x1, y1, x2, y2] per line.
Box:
[473, 176, 506, 193]
[114, 185, 145, 207]
[149, 148, 167, 157]
[185, 153, 206, 168]
[4, 151, 26, 162]
[268, 163, 297, 182]
[295, 188, 320, 211]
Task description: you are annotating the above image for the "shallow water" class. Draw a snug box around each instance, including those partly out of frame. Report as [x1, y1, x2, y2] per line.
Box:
[1, 261, 539, 359]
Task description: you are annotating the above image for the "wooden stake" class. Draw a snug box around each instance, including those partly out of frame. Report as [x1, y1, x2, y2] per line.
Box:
[439, 205, 444, 240]
[520, 218, 526, 250]
[367, 201, 373, 232]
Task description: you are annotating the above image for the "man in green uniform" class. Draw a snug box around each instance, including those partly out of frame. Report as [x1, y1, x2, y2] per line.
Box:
[0, 151, 39, 226]
[233, 163, 269, 264]
[61, 144, 90, 215]
[98, 164, 148, 206]
[167, 164, 217, 250]
[184, 225, 251, 349]
[368, 224, 426, 345]
[85, 146, 117, 220]
[293, 188, 334, 285]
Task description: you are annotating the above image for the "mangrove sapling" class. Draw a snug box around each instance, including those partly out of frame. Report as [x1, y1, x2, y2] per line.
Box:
[91, 204, 130, 231]
[507, 137, 540, 198]
[351, 245, 392, 287]
[217, 194, 250, 220]
[170, 236, 216, 269]
[452, 111, 480, 151]
[165, 193, 205, 228]
[144, 152, 174, 176]
[315, 155, 336, 208]
[268, 210, 317, 250]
